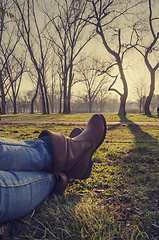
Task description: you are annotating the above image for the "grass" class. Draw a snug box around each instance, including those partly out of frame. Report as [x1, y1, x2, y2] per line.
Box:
[1, 112, 159, 122]
[0, 113, 159, 239]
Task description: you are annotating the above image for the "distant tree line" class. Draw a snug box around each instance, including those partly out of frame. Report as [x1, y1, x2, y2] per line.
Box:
[0, 0, 159, 115]
[4, 90, 159, 114]
[5, 89, 120, 114]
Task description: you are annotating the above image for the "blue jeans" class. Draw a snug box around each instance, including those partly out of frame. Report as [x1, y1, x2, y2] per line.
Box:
[0, 136, 56, 223]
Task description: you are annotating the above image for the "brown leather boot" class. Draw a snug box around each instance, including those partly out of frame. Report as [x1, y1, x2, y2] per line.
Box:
[43, 127, 84, 173]
[52, 172, 69, 195]
[69, 127, 84, 138]
[39, 114, 106, 180]
[52, 128, 84, 195]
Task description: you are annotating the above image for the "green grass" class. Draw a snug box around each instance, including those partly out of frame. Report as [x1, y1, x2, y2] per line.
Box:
[1, 112, 159, 122]
[0, 115, 159, 239]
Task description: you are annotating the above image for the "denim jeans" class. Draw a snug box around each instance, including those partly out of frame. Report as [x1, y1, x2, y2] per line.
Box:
[0, 136, 56, 223]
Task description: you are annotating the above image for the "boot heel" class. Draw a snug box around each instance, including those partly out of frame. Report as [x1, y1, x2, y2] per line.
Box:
[53, 172, 68, 195]
[81, 160, 93, 179]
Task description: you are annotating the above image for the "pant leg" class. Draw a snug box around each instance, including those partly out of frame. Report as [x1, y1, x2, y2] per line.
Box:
[0, 136, 53, 171]
[0, 170, 56, 223]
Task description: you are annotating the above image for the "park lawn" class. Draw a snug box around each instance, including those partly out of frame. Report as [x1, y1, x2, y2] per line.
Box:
[0, 120, 159, 240]
[1, 112, 159, 122]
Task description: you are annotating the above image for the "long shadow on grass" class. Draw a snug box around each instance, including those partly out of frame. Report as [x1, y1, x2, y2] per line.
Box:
[108, 115, 158, 147]
[107, 115, 159, 238]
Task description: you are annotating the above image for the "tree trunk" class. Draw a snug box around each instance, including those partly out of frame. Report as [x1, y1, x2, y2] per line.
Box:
[63, 75, 68, 113]
[13, 95, 17, 114]
[67, 61, 73, 114]
[67, 83, 71, 114]
[31, 81, 39, 114]
[59, 84, 62, 113]
[88, 100, 92, 113]
[42, 75, 50, 114]
[139, 100, 142, 113]
[51, 78, 54, 113]
[117, 59, 128, 116]
[0, 71, 5, 114]
[144, 71, 155, 115]
[67, 89, 71, 114]
[118, 94, 126, 116]
[38, 72, 46, 114]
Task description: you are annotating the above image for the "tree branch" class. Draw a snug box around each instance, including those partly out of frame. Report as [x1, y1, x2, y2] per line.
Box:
[108, 75, 122, 96]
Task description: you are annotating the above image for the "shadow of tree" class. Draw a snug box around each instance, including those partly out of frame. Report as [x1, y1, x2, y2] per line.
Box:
[106, 115, 159, 238]
[108, 115, 158, 147]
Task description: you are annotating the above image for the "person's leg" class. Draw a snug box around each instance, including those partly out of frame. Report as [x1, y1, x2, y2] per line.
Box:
[0, 170, 56, 223]
[0, 136, 53, 171]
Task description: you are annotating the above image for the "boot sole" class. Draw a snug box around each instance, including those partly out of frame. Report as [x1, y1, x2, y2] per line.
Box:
[81, 114, 107, 179]
[94, 114, 107, 153]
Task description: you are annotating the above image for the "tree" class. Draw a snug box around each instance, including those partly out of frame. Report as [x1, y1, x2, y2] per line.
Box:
[150, 94, 159, 112]
[97, 87, 108, 112]
[77, 57, 109, 113]
[85, 0, 145, 115]
[47, 59, 58, 113]
[0, 0, 22, 113]
[130, 0, 159, 115]
[43, 0, 94, 113]
[133, 78, 147, 113]
[6, 52, 27, 114]
[13, 0, 50, 114]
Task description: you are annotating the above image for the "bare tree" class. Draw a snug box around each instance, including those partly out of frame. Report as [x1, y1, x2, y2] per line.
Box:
[47, 59, 59, 113]
[85, 0, 145, 115]
[130, 0, 159, 115]
[0, 0, 23, 113]
[133, 78, 148, 113]
[13, 0, 51, 114]
[97, 87, 108, 113]
[77, 57, 109, 113]
[6, 52, 27, 114]
[43, 0, 95, 113]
